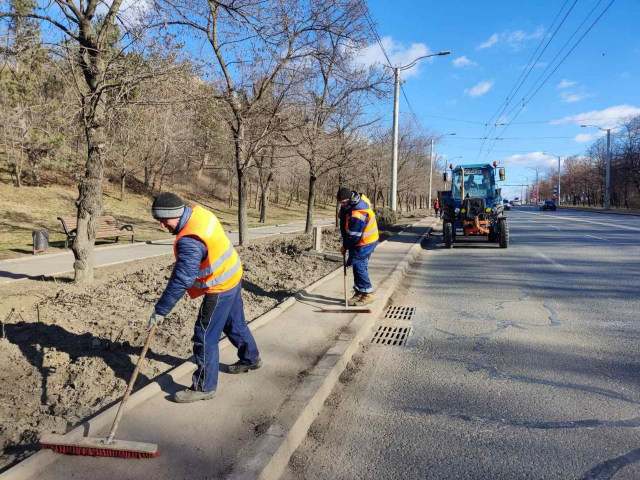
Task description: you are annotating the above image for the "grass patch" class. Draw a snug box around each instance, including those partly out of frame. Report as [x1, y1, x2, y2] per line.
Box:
[0, 182, 336, 260]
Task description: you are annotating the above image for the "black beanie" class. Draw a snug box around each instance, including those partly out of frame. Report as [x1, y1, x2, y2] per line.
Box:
[337, 187, 351, 201]
[151, 192, 185, 219]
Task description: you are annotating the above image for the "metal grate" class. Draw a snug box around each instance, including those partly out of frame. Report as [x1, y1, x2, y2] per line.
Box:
[384, 306, 416, 321]
[371, 325, 412, 346]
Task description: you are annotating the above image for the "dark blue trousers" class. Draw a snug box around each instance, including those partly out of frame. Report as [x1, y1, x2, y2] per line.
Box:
[347, 242, 377, 294]
[192, 281, 259, 392]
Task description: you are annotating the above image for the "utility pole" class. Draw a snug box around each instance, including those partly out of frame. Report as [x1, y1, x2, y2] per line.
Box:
[388, 51, 450, 212]
[543, 153, 562, 205]
[390, 67, 399, 212]
[526, 167, 539, 204]
[428, 138, 434, 210]
[558, 156, 561, 205]
[582, 124, 617, 210]
[606, 128, 611, 210]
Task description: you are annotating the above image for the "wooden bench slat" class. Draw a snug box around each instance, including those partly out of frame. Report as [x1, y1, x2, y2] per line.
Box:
[57, 215, 134, 248]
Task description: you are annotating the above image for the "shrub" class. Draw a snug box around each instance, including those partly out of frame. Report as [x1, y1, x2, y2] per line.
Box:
[375, 207, 398, 228]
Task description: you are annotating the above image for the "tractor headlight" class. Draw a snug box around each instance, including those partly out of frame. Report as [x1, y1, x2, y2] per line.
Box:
[455, 208, 460, 214]
[485, 207, 492, 213]
[491, 206, 497, 213]
[460, 208, 466, 214]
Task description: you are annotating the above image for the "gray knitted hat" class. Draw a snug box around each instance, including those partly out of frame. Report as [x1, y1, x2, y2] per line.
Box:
[151, 192, 185, 219]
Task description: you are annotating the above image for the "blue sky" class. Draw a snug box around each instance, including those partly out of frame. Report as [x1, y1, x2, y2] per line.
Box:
[364, 0, 640, 199]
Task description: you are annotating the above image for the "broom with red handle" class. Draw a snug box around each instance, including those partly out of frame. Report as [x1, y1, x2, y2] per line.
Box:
[40, 324, 160, 458]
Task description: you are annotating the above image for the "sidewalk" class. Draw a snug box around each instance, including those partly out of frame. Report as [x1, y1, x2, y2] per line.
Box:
[2, 218, 434, 480]
[559, 205, 640, 217]
[0, 219, 335, 284]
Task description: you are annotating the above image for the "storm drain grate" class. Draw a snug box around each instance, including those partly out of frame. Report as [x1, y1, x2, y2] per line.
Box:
[384, 306, 416, 321]
[370, 325, 412, 346]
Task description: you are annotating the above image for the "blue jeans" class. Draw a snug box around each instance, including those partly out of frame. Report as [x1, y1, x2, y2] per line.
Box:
[347, 242, 377, 294]
[192, 281, 259, 392]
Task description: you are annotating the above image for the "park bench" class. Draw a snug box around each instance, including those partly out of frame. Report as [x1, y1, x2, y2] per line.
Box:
[57, 215, 135, 249]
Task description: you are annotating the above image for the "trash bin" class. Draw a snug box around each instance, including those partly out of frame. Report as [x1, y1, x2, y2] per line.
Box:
[32, 230, 49, 255]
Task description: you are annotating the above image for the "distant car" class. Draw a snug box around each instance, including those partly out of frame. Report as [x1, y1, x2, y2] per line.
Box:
[503, 199, 511, 211]
[512, 200, 521, 206]
[540, 200, 556, 211]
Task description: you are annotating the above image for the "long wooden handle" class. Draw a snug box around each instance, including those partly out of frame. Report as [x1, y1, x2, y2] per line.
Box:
[343, 252, 348, 308]
[105, 323, 157, 444]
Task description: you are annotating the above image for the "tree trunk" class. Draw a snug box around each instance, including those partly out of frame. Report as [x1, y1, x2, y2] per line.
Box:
[72, 120, 105, 284]
[235, 124, 249, 246]
[28, 151, 41, 185]
[198, 152, 209, 179]
[120, 171, 126, 201]
[305, 174, 316, 234]
[237, 167, 248, 245]
[144, 160, 151, 187]
[259, 172, 272, 223]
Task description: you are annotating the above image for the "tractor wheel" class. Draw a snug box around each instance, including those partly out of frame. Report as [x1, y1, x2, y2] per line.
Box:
[499, 219, 509, 248]
[444, 222, 453, 249]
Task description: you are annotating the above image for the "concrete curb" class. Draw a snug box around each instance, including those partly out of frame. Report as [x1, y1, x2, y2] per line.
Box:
[227, 218, 439, 480]
[0, 264, 344, 480]
[558, 206, 640, 217]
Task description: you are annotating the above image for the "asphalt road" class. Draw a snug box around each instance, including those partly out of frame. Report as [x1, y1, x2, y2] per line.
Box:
[283, 206, 640, 480]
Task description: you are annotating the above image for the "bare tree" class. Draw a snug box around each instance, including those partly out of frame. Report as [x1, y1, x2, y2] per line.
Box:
[2, 0, 178, 282]
[286, 2, 388, 233]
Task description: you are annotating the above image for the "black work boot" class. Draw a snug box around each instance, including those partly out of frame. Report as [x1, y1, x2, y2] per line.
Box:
[172, 386, 215, 403]
[228, 356, 262, 374]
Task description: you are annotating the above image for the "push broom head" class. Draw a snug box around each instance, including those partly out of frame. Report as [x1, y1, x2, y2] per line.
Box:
[40, 434, 159, 459]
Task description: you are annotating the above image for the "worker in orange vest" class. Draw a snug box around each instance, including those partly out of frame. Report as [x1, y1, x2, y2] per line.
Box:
[433, 197, 440, 217]
[149, 192, 261, 403]
[337, 188, 379, 306]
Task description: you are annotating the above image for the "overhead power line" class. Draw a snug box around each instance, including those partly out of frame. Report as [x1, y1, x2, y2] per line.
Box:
[481, 0, 572, 134]
[483, 0, 616, 160]
[479, 0, 578, 159]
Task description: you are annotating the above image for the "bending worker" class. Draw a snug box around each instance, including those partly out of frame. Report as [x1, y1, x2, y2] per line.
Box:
[337, 187, 379, 306]
[149, 192, 261, 403]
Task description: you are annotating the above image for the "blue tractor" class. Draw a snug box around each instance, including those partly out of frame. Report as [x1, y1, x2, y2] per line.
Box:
[439, 162, 509, 248]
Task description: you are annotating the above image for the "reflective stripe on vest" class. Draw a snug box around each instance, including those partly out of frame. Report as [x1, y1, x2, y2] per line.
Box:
[346, 194, 379, 247]
[174, 205, 242, 297]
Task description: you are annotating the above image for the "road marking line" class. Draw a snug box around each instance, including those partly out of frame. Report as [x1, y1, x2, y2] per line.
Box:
[536, 252, 566, 270]
[585, 234, 608, 241]
[522, 211, 640, 232]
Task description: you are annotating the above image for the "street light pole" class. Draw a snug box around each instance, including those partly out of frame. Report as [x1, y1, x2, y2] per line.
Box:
[543, 153, 562, 205]
[581, 124, 617, 210]
[606, 128, 611, 210]
[389, 50, 450, 212]
[390, 67, 400, 212]
[526, 167, 539, 204]
[428, 138, 434, 211]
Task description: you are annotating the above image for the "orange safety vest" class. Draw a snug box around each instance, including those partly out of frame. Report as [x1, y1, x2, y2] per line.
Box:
[346, 194, 379, 247]
[175, 205, 242, 297]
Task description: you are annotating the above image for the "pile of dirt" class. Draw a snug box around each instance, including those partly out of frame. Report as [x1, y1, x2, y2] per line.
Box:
[0, 230, 343, 471]
[0, 216, 423, 471]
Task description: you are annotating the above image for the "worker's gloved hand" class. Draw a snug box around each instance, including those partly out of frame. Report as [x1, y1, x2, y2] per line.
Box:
[147, 312, 164, 330]
[340, 246, 346, 255]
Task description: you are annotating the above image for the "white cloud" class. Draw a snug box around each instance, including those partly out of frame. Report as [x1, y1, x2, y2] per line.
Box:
[477, 33, 498, 50]
[446, 98, 458, 105]
[552, 104, 640, 128]
[559, 91, 593, 103]
[574, 133, 598, 143]
[557, 79, 576, 89]
[357, 36, 433, 79]
[453, 55, 478, 68]
[477, 27, 544, 51]
[464, 80, 494, 97]
[500, 151, 556, 169]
